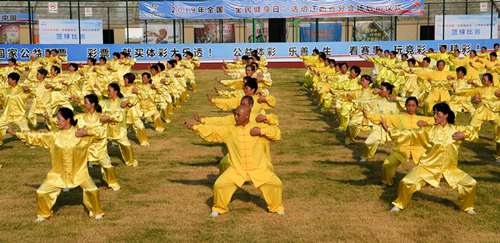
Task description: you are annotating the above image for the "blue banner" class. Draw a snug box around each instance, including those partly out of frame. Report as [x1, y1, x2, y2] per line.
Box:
[1, 39, 496, 63]
[140, 0, 424, 20]
[300, 23, 342, 42]
[0, 13, 36, 23]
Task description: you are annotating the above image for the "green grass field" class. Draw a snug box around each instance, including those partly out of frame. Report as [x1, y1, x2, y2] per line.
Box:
[0, 68, 500, 242]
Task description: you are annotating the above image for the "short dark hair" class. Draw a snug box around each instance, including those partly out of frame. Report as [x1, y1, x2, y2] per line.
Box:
[51, 49, 59, 54]
[360, 74, 372, 84]
[113, 52, 120, 58]
[120, 51, 129, 57]
[37, 68, 48, 78]
[88, 58, 97, 65]
[408, 58, 416, 66]
[433, 103, 455, 124]
[241, 95, 254, 106]
[8, 58, 16, 64]
[8, 72, 20, 83]
[381, 82, 394, 95]
[484, 73, 493, 82]
[490, 52, 497, 57]
[246, 64, 256, 72]
[456, 66, 467, 75]
[437, 60, 445, 66]
[99, 57, 107, 63]
[423, 57, 431, 63]
[142, 72, 152, 83]
[69, 63, 79, 71]
[123, 73, 136, 83]
[51, 66, 61, 74]
[350, 66, 361, 76]
[244, 79, 258, 93]
[312, 49, 320, 54]
[175, 53, 182, 60]
[58, 107, 78, 126]
[405, 97, 418, 107]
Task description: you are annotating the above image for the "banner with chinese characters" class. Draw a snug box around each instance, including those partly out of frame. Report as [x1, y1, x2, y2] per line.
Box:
[0, 25, 20, 44]
[0, 13, 36, 23]
[354, 21, 392, 41]
[300, 22, 342, 42]
[194, 24, 235, 43]
[1, 39, 498, 63]
[140, 0, 424, 20]
[435, 14, 498, 40]
[140, 23, 182, 44]
[39, 19, 103, 44]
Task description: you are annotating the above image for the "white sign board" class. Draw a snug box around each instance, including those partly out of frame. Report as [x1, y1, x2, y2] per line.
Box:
[85, 8, 92, 17]
[39, 19, 103, 44]
[481, 2, 488, 12]
[435, 14, 498, 40]
[48, 2, 58, 13]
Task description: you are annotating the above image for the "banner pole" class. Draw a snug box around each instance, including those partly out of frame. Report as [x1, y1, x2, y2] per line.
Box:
[108, 7, 110, 44]
[253, 18, 256, 43]
[315, 18, 318, 42]
[78, 0, 81, 44]
[353, 17, 356, 41]
[145, 20, 148, 44]
[427, 3, 430, 40]
[126, 0, 129, 44]
[28, 0, 32, 44]
[442, 0, 445, 40]
[69, 0, 72, 19]
[174, 19, 176, 43]
[491, 0, 493, 39]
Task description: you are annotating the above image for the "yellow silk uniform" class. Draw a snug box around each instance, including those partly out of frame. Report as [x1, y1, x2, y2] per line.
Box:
[136, 83, 165, 132]
[450, 58, 480, 79]
[62, 72, 83, 99]
[388, 124, 478, 211]
[299, 55, 320, 88]
[358, 97, 405, 160]
[326, 77, 362, 129]
[200, 112, 279, 173]
[164, 68, 183, 106]
[45, 75, 74, 116]
[100, 97, 139, 167]
[151, 73, 173, 117]
[17, 126, 105, 219]
[426, 52, 453, 70]
[211, 95, 276, 114]
[75, 111, 121, 190]
[180, 56, 200, 91]
[0, 85, 33, 163]
[106, 59, 121, 83]
[366, 56, 387, 84]
[192, 123, 284, 214]
[367, 114, 435, 186]
[448, 77, 482, 120]
[121, 84, 150, 146]
[0, 65, 25, 87]
[341, 88, 379, 144]
[80, 66, 104, 99]
[18, 60, 42, 83]
[26, 78, 56, 130]
[479, 59, 500, 86]
[317, 72, 348, 110]
[217, 87, 269, 99]
[416, 69, 457, 116]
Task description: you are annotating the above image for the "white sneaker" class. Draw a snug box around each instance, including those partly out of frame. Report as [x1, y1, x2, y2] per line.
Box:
[390, 206, 401, 213]
[359, 158, 366, 163]
[210, 211, 219, 217]
[317, 103, 321, 107]
[110, 144, 116, 147]
[381, 183, 388, 189]
[320, 110, 325, 113]
[133, 164, 138, 167]
[495, 159, 500, 163]
[0, 166, 2, 170]
[113, 188, 121, 191]
[88, 163, 93, 168]
[313, 99, 317, 102]
[127, 130, 133, 133]
[144, 121, 149, 124]
[95, 215, 103, 220]
[277, 211, 285, 215]
[466, 209, 476, 214]
[336, 119, 339, 121]
[30, 146, 36, 149]
[35, 217, 47, 222]
[62, 188, 70, 192]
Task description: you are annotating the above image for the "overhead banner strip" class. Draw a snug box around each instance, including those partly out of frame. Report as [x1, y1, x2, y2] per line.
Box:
[140, 0, 424, 20]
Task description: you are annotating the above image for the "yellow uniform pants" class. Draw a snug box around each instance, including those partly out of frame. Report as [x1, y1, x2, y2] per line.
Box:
[381, 151, 409, 186]
[90, 156, 121, 190]
[156, 102, 171, 123]
[212, 174, 284, 214]
[470, 116, 500, 159]
[361, 125, 388, 160]
[36, 179, 105, 219]
[109, 136, 138, 167]
[0, 120, 30, 146]
[449, 96, 475, 121]
[27, 110, 53, 131]
[345, 112, 364, 144]
[392, 167, 477, 211]
[128, 122, 150, 146]
[304, 72, 313, 88]
[424, 89, 450, 116]
[337, 102, 353, 131]
[218, 155, 274, 174]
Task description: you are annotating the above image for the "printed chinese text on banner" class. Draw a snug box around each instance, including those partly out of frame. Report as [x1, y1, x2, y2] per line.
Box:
[140, 0, 424, 20]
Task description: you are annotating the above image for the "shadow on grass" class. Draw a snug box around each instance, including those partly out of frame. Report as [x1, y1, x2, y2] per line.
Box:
[169, 174, 268, 212]
[179, 160, 221, 167]
[474, 170, 500, 183]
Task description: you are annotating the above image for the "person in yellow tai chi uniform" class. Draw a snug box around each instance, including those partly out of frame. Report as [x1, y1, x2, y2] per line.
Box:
[379, 103, 478, 214]
[7, 108, 106, 222]
[183, 105, 285, 217]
